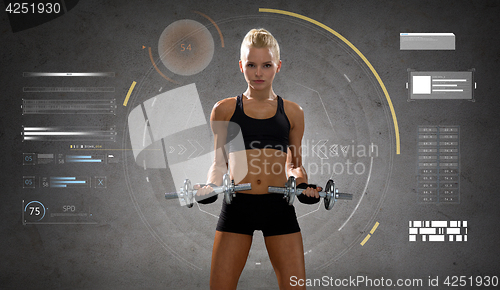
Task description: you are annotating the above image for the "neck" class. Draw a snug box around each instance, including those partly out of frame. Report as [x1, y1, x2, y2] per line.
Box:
[243, 87, 276, 101]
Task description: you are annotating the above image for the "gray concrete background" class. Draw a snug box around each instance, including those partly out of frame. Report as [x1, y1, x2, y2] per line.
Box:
[1, 0, 499, 289]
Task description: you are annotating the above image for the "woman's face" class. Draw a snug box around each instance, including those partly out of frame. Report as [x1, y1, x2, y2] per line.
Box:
[239, 46, 281, 92]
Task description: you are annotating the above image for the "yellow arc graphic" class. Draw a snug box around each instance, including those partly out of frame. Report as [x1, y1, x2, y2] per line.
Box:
[360, 234, 371, 246]
[259, 8, 400, 154]
[360, 222, 380, 246]
[123, 81, 136, 106]
[370, 221, 380, 234]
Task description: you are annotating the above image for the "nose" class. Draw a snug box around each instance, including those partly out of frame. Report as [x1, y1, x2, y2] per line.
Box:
[255, 67, 262, 76]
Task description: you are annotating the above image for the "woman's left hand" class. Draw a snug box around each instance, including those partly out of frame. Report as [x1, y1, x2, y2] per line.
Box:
[302, 186, 322, 198]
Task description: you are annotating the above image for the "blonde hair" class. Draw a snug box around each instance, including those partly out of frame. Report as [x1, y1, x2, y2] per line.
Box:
[240, 28, 280, 62]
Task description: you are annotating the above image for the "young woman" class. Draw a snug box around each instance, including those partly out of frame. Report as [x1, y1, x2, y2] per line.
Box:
[195, 28, 321, 290]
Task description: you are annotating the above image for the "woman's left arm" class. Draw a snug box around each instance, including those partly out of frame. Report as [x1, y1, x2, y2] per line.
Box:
[285, 101, 321, 198]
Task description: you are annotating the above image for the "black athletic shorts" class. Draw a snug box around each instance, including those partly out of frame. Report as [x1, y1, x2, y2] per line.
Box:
[216, 192, 301, 237]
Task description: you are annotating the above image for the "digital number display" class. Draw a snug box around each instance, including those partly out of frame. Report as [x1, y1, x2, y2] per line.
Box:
[5, 2, 61, 14]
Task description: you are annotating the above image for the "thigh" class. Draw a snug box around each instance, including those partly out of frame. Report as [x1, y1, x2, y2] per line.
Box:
[210, 230, 253, 290]
[264, 232, 306, 290]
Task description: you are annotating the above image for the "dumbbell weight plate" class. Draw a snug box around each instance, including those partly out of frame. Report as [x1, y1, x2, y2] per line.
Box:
[223, 174, 232, 204]
[183, 178, 194, 208]
[324, 179, 336, 210]
[285, 176, 296, 206]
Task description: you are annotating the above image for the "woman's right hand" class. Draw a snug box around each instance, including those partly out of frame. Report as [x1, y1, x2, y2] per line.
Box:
[193, 184, 219, 204]
[193, 184, 215, 197]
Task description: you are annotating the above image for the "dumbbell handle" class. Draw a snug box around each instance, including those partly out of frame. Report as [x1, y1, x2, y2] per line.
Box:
[165, 183, 252, 199]
[332, 192, 353, 200]
[267, 187, 353, 200]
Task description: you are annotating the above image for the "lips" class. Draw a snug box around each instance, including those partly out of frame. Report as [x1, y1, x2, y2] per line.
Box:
[253, 80, 264, 83]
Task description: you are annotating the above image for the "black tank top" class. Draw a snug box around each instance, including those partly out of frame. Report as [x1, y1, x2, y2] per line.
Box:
[227, 94, 290, 153]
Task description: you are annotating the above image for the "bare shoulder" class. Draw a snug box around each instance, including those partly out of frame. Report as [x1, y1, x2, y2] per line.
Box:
[282, 98, 303, 113]
[282, 98, 304, 126]
[211, 96, 237, 121]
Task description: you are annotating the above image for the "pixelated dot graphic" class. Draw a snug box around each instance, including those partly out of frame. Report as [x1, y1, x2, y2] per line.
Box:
[158, 19, 214, 76]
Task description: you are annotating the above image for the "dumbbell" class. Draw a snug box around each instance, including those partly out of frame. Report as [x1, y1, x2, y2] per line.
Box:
[267, 176, 353, 210]
[165, 173, 252, 207]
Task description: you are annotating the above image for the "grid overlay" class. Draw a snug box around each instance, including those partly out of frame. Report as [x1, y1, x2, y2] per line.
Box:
[417, 126, 460, 204]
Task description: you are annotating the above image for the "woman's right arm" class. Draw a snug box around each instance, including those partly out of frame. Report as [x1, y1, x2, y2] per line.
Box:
[195, 98, 234, 198]
[206, 99, 231, 185]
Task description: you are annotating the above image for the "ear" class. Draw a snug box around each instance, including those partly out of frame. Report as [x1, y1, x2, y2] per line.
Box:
[239, 60, 243, 73]
[276, 60, 282, 73]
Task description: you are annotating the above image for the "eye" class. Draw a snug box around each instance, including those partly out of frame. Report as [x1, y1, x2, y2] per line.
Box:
[264, 64, 272, 68]
[247, 63, 255, 67]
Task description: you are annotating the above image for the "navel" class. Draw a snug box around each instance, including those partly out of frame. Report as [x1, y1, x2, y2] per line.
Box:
[257, 179, 261, 185]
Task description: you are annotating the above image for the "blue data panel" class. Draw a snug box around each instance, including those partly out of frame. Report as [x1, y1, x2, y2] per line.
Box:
[42, 176, 90, 188]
